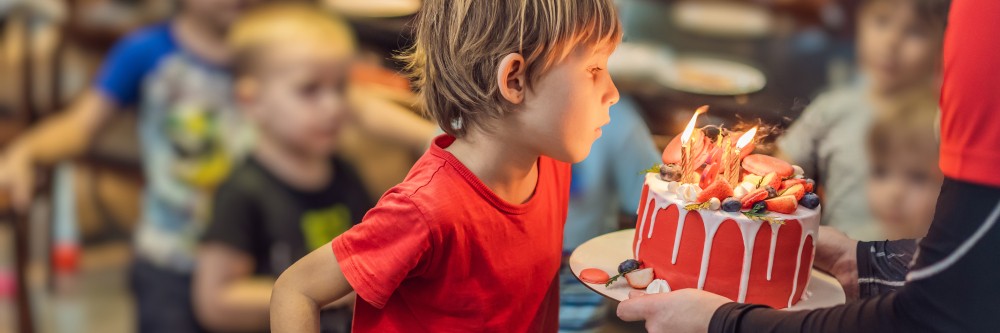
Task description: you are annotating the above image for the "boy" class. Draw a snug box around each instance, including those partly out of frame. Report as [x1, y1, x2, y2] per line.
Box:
[0, 0, 263, 331]
[866, 97, 942, 240]
[777, 0, 948, 240]
[193, 4, 372, 333]
[269, 0, 623, 331]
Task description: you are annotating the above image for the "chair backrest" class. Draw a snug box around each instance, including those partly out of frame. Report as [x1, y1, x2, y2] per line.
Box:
[0, 190, 34, 333]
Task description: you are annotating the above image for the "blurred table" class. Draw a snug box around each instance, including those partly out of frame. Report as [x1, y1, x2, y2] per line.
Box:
[616, 0, 850, 136]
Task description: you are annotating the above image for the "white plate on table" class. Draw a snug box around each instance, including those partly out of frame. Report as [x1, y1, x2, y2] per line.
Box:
[324, 0, 420, 18]
[672, 1, 773, 38]
[658, 56, 767, 96]
[569, 229, 846, 310]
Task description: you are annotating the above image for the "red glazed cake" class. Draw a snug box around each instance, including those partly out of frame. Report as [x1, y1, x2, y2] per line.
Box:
[628, 119, 822, 309]
[632, 172, 820, 308]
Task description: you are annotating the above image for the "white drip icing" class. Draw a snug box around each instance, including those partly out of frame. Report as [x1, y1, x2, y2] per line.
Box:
[635, 197, 654, 259]
[696, 211, 732, 289]
[786, 230, 816, 308]
[648, 201, 669, 239]
[638, 178, 675, 260]
[671, 209, 689, 264]
[737, 221, 765, 302]
[637, 173, 821, 306]
[766, 223, 781, 281]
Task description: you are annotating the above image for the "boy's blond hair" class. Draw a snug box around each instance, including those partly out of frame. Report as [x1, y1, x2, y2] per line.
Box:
[228, 1, 356, 76]
[402, 0, 623, 137]
[867, 95, 940, 163]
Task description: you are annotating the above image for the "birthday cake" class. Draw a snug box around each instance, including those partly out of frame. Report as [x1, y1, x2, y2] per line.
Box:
[619, 109, 820, 309]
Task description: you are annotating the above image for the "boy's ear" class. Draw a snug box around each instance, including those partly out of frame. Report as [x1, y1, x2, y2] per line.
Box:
[497, 53, 526, 105]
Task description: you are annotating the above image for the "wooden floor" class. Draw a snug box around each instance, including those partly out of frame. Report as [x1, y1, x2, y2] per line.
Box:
[0, 224, 134, 333]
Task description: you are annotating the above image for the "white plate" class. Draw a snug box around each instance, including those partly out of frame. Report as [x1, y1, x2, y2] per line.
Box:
[608, 43, 676, 81]
[672, 1, 772, 38]
[658, 56, 767, 96]
[324, 0, 420, 18]
[569, 229, 845, 310]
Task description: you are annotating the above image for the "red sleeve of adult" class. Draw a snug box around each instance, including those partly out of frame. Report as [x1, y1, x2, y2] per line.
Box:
[938, 0, 1000, 188]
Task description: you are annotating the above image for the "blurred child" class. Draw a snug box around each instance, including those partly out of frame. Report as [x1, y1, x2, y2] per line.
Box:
[777, 0, 948, 240]
[0, 1, 265, 331]
[193, 4, 373, 333]
[269, 0, 622, 331]
[866, 97, 942, 240]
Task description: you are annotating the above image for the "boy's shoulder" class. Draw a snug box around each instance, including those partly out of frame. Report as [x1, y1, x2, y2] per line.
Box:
[112, 22, 178, 57]
[215, 156, 271, 197]
[808, 84, 871, 118]
[790, 84, 873, 132]
[375, 145, 570, 223]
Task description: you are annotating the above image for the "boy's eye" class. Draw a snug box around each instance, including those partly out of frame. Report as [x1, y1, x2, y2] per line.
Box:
[589, 66, 604, 74]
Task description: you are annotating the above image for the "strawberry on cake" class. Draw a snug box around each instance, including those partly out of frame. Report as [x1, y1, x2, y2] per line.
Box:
[599, 112, 822, 309]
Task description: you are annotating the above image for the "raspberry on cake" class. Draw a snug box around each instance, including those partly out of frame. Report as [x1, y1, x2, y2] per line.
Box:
[630, 113, 821, 309]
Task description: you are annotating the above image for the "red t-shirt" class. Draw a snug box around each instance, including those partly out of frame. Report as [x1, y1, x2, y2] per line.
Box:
[332, 135, 570, 332]
[939, 0, 1000, 188]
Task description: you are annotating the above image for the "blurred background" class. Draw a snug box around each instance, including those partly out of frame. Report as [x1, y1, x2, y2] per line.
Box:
[0, 0, 923, 332]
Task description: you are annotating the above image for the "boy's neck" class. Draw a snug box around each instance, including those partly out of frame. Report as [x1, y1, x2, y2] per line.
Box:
[173, 12, 230, 66]
[253, 135, 332, 192]
[446, 131, 540, 205]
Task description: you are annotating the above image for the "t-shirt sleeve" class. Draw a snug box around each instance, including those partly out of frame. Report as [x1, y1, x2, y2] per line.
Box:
[938, 0, 1000, 187]
[93, 26, 171, 107]
[856, 239, 915, 298]
[776, 94, 836, 179]
[331, 192, 431, 308]
[201, 178, 259, 254]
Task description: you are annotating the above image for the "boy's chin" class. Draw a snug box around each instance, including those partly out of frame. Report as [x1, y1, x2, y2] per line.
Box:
[557, 146, 595, 164]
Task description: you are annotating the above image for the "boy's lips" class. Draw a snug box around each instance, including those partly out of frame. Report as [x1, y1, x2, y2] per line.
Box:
[596, 121, 610, 131]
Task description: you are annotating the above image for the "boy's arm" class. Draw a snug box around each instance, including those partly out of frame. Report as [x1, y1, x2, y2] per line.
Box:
[271, 241, 354, 333]
[193, 243, 274, 332]
[0, 90, 116, 210]
[194, 243, 357, 332]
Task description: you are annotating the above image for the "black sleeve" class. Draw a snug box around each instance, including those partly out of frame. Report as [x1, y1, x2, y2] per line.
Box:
[856, 239, 916, 298]
[709, 178, 1000, 333]
[201, 177, 261, 254]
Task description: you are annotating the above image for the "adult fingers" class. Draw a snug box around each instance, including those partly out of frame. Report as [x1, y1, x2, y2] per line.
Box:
[617, 292, 654, 322]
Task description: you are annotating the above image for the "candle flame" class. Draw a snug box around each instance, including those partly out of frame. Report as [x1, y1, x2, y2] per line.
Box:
[736, 126, 757, 148]
[680, 105, 709, 144]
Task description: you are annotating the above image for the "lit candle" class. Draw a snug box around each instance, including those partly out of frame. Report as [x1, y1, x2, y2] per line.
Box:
[679, 106, 708, 183]
[726, 127, 757, 186]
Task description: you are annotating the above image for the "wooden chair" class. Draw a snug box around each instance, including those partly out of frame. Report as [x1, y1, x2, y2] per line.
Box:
[0, 191, 34, 333]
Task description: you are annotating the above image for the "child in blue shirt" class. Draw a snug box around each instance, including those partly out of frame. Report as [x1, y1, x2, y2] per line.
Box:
[0, 1, 263, 331]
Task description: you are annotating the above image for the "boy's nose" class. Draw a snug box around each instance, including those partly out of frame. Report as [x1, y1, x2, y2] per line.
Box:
[606, 79, 621, 107]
